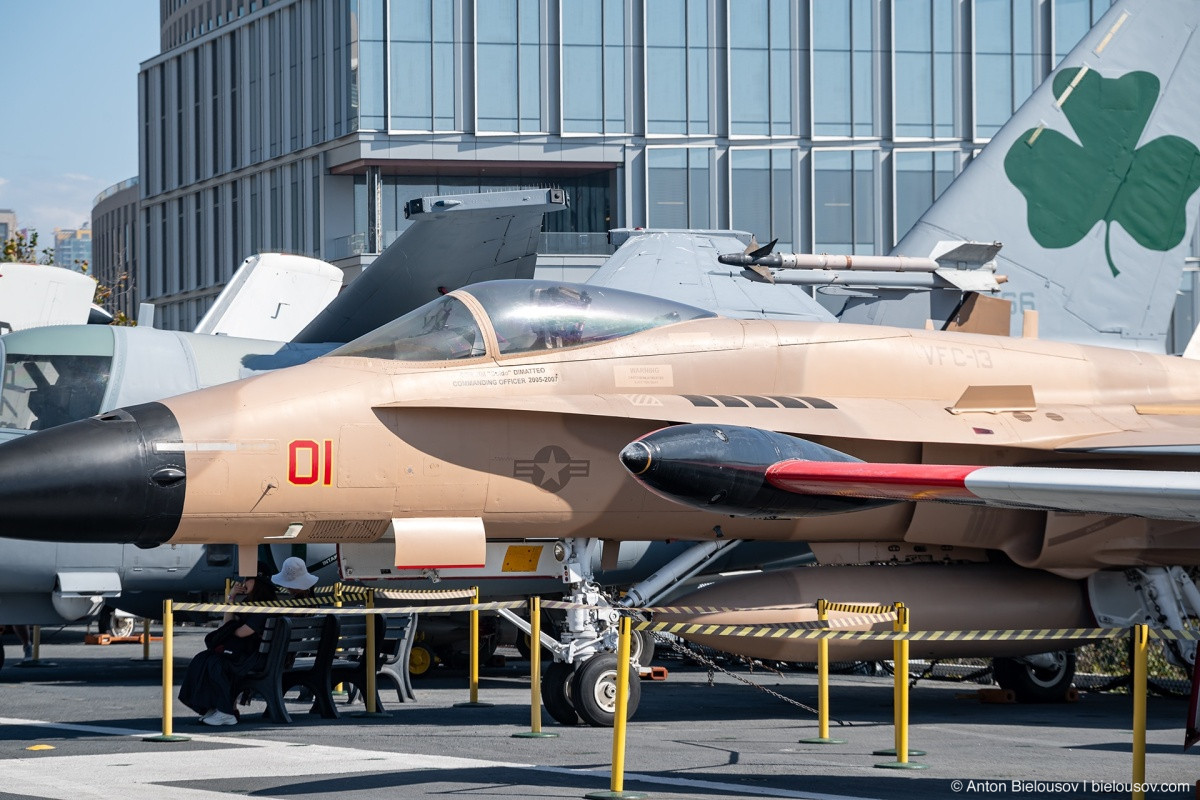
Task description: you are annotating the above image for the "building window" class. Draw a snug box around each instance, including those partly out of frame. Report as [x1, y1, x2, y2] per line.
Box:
[813, 149, 875, 254]
[646, 0, 710, 135]
[729, 0, 793, 136]
[389, 0, 457, 130]
[893, 150, 955, 245]
[812, 0, 876, 137]
[249, 21, 262, 162]
[561, 0, 626, 134]
[731, 149, 794, 251]
[974, 0, 1036, 138]
[647, 148, 711, 229]
[893, 0, 955, 138]
[356, 0, 385, 130]
[476, 0, 543, 132]
[1055, 0, 1112, 64]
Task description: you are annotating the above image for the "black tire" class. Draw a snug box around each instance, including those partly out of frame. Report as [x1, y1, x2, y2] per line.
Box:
[542, 661, 581, 726]
[993, 651, 1076, 703]
[571, 653, 641, 727]
[515, 632, 533, 660]
[629, 629, 656, 667]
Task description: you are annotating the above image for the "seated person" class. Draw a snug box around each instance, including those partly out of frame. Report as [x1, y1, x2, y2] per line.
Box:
[178, 563, 277, 726]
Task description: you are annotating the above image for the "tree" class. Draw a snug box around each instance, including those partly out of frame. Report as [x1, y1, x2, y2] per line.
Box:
[1, 231, 135, 326]
[1, 229, 54, 264]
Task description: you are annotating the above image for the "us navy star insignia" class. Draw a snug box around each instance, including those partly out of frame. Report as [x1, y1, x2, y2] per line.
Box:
[513, 445, 590, 493]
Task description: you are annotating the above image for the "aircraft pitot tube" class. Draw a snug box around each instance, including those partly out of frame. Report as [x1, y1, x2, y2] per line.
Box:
[619, 423, 892, 518]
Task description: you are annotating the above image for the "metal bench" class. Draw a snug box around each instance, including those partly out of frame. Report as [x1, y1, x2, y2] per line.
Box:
[230, 614, 338, 724]
[336, 613, 418, 710]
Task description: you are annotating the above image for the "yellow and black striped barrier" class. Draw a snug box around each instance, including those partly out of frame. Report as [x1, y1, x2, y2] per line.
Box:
[629, 621, 1124, 642]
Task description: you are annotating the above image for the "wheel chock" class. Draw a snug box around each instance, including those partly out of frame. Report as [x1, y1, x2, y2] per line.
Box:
[85, 634, 163, 646]
[638, 666, 669, 681]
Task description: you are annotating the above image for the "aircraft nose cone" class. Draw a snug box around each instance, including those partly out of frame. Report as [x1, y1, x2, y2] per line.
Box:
[619, 441, 653, 475]
[0, 402, 185, 546]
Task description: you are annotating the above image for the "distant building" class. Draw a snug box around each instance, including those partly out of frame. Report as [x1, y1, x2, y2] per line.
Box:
[0, 209, 15, 244]
[53, 225, 92, 271]
[93, 0, 1199, 346]
[92, 178, 141, 320]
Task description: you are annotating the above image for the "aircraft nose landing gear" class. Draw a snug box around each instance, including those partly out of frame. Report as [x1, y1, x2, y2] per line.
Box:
[571, 653, 642, 727]
[542, 661, 582, 725]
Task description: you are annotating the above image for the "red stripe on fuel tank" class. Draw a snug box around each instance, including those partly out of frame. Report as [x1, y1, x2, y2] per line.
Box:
[765, 460, 981, 502]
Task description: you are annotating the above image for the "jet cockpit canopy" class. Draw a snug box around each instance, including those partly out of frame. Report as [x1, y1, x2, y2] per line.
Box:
[0, 326, 114, 434]
[329, 280, 717, 362]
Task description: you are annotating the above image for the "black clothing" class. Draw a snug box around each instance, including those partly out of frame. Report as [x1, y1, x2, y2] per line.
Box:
[178, 613, 268, 716]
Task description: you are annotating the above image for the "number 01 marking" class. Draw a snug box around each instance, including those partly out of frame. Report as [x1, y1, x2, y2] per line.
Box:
[288, 439, 333, 486]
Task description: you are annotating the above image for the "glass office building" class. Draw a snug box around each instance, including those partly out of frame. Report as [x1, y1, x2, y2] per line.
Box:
[128, 0, 1131, 331]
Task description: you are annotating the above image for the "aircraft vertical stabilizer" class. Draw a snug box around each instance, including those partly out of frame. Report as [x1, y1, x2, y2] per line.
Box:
[291, 188, 567, 344]
[193, 253, 344, 340]
[845, 0, 1200, 351]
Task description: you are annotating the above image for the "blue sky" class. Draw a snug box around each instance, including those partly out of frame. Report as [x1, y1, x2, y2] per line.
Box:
[0, 1, 159, 240]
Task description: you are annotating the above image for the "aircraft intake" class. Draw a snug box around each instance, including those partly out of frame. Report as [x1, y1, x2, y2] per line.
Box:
[0, 402, 184, 547]
[619, 423, 893, 518]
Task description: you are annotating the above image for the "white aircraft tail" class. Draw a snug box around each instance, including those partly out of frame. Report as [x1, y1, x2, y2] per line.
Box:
[0, 264, 97, 334]
[193, 253, 344, 340]
[844, 0, 1200, 351]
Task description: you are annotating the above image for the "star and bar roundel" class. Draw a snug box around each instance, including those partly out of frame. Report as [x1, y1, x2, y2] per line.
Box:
[513, 445, 591, 493]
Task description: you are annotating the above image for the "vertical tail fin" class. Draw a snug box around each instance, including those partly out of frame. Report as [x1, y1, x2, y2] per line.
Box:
[847, 0, 1200, 350]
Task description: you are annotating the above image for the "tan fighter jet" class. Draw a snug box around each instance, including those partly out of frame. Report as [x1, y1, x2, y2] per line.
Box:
[5, 277, 1200, 719]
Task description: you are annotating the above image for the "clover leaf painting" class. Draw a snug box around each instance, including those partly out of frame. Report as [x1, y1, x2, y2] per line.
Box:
[1004, 68, 1200, 276]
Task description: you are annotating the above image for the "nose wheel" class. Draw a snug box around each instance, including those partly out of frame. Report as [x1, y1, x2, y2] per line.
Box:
[541, 661, 582, 725]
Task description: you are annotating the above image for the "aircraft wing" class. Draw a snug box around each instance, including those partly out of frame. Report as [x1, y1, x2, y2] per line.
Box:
[292, 189, 567, 344]
[587, 230, 837, 323]
[765, 460, 1200, 523]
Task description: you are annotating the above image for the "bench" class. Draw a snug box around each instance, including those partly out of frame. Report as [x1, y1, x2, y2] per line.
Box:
[342, 612, 418, 708]
[230, 613, 339, 724]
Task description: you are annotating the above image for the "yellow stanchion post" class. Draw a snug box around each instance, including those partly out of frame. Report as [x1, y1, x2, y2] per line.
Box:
[144, 599, 189, 742]
[800, 598, 846, 744]
[585, 615, 646, 800]
[332, 583, 348, 698]
[353, 590, 389, 717]
[454, 586, 492, 708]
[17, 624, 52, 668]
[514, 595, 558, 739]
[1132, 624, 1148, 800]
[875, 603, 926, 768]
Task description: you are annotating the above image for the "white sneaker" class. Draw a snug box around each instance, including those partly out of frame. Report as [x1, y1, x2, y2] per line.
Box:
[201, 710, 237, 726]
[198, 710, 215, 723]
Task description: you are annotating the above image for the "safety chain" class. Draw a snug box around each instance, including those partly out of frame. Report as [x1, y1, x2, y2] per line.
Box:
[901, 659, 992, 689]
[651, 632, 848, 726]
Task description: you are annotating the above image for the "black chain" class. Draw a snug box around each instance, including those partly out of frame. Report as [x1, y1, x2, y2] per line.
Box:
[653, 632, 850, 726]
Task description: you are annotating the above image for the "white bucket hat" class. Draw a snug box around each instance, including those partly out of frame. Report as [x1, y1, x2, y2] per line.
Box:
[271, 556, 318, 590]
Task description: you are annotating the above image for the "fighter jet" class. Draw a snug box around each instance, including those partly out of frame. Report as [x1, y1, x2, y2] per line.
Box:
[0, 189, 565, 660]
[4, 275, 1200, 716]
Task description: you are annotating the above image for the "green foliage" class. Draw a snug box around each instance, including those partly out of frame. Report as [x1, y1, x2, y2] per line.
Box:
[1004, 68, 1200, 276]
[1, 230, 54, 265]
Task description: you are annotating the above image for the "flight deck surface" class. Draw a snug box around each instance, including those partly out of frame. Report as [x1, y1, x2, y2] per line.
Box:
[0, 625, 1195, 799]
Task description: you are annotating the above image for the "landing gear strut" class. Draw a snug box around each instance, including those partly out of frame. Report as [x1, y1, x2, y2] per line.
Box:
[497, 534, 740, 727]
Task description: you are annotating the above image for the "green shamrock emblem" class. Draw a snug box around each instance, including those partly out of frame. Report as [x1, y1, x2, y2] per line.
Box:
[1004, 68, 1200, 276]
